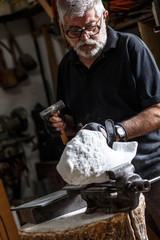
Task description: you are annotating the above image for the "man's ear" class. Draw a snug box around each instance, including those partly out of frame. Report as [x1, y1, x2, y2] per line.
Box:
[103, 10, 108, 19]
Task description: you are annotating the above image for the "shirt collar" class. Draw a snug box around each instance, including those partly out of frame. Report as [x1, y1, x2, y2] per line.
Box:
[68, 26, 119, 62]
[104, 26, 119, 52]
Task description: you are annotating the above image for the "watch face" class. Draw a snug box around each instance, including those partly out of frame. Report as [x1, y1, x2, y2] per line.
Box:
[117, 126, 125, 137]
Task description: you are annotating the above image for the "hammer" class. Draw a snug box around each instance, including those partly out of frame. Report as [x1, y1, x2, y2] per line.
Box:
[39, 100, 68, 145]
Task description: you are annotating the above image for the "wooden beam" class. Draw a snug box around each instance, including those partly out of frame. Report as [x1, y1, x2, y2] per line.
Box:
[38, 0, 53, 20]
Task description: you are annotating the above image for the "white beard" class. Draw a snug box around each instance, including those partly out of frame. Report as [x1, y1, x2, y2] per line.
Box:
[74, 39, 105, 58]
[72, 28, 107, 59]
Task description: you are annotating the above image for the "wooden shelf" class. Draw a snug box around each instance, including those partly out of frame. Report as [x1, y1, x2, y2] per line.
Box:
[112, 12, 153, 30]
[0, 4, 43, 23]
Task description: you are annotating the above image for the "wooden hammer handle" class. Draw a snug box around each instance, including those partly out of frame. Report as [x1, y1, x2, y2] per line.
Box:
[53, 112, 68, 145]
[60, 130, 69, 145]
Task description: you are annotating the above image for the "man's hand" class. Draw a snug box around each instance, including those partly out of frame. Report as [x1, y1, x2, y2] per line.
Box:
[83, 120, 128, 148]
[49, 110, 66, 132]
[44, 110, 66, 136]
[83, 120, 117, 148]
[44, 112, 77, 137]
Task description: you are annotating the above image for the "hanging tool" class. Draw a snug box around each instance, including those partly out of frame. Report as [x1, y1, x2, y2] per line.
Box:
[41, 25, 58, 92]
[4, 23, 37, 71]
[32, 24, 59, 97]
[50, 0, 60, 35]
[28, 18, 52, 105]
[7, 36, 28, 82]
[10, 35, 37, 71]
[0, 48, 17, 89]
[39, 100, 68, 145]
[38, 0, 60, 35]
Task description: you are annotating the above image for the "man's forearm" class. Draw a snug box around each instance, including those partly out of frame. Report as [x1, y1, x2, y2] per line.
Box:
[121, 103, 160, 140]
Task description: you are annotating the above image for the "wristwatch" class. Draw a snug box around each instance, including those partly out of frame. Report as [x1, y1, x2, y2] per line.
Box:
[115, 124, 127, 141]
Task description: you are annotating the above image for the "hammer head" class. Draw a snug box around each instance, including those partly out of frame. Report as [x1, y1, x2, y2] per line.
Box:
[39, 100, 65, 120]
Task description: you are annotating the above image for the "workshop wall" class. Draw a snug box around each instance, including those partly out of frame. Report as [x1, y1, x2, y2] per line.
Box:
[0, 11, 67, 199]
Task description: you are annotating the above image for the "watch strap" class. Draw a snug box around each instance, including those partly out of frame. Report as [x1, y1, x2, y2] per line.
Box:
[105, 119, 116, 147]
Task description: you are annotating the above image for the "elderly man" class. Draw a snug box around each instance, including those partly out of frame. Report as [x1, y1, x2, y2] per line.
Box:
[47, 0, 160, 236]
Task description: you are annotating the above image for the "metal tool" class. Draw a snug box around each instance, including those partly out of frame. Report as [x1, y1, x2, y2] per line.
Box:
[11, 163, 160, 224]
[0, 48, 17, 89]
[11, 190, 86, 224]
[39, 100, 68, 145]
[64, 163, 160, 214]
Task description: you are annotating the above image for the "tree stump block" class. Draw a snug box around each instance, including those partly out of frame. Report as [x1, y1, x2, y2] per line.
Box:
[19, 194, 148, 240]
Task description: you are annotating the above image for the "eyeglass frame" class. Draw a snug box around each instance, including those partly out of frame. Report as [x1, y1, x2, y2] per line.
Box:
[63, 14, 103, 39]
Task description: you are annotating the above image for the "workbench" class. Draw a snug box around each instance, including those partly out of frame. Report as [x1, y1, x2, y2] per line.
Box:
[19, 194, 148, 240]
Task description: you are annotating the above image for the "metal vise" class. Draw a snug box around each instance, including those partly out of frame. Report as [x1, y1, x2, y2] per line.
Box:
[66, 163, 160, 214]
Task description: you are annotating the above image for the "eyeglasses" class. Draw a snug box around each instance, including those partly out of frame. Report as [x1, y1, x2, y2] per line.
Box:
[64, 15, 102, 39]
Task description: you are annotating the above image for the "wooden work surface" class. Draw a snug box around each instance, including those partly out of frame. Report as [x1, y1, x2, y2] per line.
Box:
[19, 194, 148, 240]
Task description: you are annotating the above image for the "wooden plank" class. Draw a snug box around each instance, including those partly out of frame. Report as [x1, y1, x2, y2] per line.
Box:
[0, 179, 21, 240]
[138, 19, 160, 70]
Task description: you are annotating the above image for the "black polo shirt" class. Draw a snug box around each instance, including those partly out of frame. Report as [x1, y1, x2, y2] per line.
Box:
[57, 26, 160, 179]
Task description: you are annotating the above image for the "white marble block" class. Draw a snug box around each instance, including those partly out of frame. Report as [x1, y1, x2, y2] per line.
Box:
[57, 130, 138, 185]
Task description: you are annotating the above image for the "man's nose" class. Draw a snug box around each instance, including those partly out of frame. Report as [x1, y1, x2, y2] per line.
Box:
[80, 30, 90, 41]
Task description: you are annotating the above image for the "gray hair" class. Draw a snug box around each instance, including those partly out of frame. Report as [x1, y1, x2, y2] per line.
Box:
[56, 0, 106, 24]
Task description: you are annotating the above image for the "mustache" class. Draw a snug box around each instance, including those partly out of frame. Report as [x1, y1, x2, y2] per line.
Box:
[76, 39, 99, 47]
